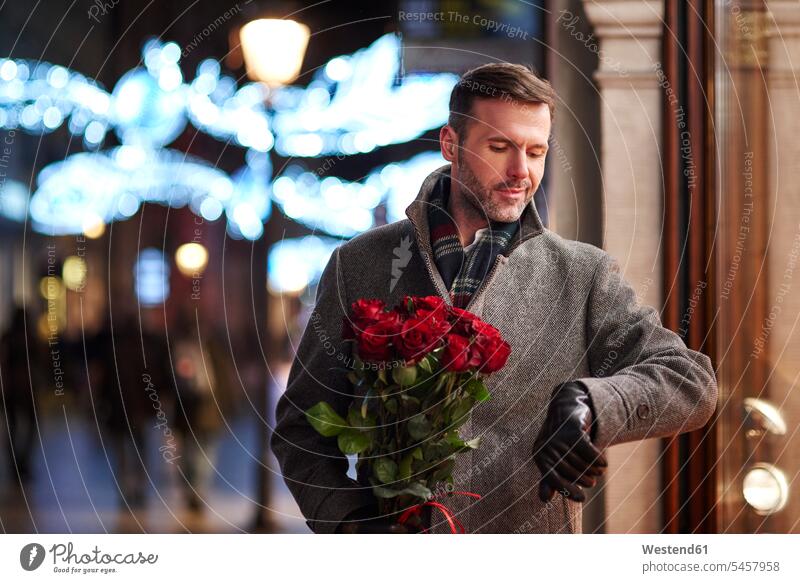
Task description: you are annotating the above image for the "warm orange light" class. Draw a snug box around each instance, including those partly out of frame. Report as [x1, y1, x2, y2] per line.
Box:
[175, 243, 209, 277]
[240, 19, 310, 86]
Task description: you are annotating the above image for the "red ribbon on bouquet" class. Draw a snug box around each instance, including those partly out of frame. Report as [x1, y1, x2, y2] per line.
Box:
[396, 491, 481, 534]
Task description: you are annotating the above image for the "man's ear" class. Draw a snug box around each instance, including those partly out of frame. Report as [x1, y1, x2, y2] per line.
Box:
[439, 125, 458, 162]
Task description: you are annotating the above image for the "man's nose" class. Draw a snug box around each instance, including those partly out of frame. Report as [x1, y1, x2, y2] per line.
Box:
[506, 149, 529, 182]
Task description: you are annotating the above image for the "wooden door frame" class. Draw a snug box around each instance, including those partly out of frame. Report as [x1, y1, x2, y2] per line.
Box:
[661, 0, 719, 534]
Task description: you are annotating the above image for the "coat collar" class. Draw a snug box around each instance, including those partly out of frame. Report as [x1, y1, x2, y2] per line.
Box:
[405, 164, 545, 255]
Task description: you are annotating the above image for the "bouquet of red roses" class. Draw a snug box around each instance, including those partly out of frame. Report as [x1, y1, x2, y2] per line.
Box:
[305, 295, 511, 532]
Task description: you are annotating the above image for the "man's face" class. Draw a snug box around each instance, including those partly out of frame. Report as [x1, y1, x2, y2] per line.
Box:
[442, 97, 551, 223]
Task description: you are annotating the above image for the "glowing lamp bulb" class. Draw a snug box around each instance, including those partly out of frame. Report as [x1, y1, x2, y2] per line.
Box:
[175, 242, 209, 277]
[240, 19, 310, 86]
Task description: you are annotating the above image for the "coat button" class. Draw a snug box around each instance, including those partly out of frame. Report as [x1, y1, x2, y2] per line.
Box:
[636, 403, 650, 420]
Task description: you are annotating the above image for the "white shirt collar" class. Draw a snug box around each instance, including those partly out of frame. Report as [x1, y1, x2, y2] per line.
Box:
[464, 227, 489, 254]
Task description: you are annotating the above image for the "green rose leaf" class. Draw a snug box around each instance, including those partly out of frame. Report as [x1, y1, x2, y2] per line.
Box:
[360, 388, 372, 419]
[465, 378, 490, 402]
[437, 438, 459, 458]
[337, 428, 371, 454]
[448, 396, 475, 429]
[422, 441, 452, 461]
[444, 431, 465, 448]
[384, 398, 398, 415]
[418, 356, 434, 375]
[408, 414, 432, 440]
[442, 430, 479, 450]
[374, 481, 433, 501]
[398, 453, 414, 480]
[305, 402, 347, 437]
[374, 457, 398, 484]
[399, 394, 421, 414]
[409, 375, 438, 399]
[373, 486, 402, 499]
[432, 457, 456, 482]
[402, 481, 433, 501]
[392, 364, 418, 386]
[347, 407, 376, 429]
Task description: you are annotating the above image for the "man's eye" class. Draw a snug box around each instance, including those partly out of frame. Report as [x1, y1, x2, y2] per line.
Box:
[528, 152, 544, 158]
[489, 145, 506, 152]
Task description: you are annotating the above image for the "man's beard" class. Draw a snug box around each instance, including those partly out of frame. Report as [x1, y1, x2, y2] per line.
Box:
[455, 157, 532, 223]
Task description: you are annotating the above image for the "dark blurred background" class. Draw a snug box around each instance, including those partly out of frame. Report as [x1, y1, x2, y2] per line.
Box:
[0, 0, 563, 533]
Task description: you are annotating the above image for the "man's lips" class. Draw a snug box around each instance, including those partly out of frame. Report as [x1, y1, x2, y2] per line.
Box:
[494, 186, 527, 197]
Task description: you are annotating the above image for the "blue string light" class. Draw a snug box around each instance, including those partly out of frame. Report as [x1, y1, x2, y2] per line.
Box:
[0, 34, 453, 288]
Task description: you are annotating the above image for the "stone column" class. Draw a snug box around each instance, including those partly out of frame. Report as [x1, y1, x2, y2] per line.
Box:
[549, 0, 603, 249]
[580, 0, 665, 533]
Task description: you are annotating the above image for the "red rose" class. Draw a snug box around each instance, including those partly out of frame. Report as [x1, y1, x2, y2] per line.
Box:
[471, 319, 503, 339]
[396, 295, 416, 316]
[442, 333, 479, 372]
[415, 295, 447, 317]
[417, 312, 449, 327]
[448, 306, 480, 336]
[379, 308, 404, 327]
[396, 316, 448, 363]
[398, 295, 447, 318]
[357, 319, 401, 362]
[471, 332, 511, 373]
[344, 298, 386, 339]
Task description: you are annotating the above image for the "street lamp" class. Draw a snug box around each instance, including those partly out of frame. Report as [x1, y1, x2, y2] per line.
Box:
[175, 242, 209, 277]
[240, 19, 310, 87]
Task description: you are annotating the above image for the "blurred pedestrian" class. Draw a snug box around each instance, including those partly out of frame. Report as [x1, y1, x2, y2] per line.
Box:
[0, 307, 38, 481]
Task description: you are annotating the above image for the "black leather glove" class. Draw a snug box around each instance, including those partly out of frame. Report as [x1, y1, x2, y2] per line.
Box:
[335, 505, 420, 534]
[533, 381, 608, 503]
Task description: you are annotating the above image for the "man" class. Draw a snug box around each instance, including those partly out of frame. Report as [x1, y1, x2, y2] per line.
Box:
[271, 63, 718, 534]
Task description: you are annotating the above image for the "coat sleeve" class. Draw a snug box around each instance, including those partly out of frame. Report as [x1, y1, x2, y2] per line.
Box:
[270, 248, 375, 533]
[575, 252, 718, 450]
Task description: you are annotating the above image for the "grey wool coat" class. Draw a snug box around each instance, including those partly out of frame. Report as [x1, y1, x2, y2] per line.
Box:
[271, 164, 718, 534]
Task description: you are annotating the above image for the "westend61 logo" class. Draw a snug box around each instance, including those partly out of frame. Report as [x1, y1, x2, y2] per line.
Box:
[19, 542, 158, 574]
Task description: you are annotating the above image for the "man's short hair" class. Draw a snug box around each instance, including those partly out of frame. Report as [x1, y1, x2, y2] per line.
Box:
[448, 62, 557, 140]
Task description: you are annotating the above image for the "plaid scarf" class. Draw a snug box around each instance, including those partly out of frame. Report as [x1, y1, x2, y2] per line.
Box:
[428, 174, 519, 308]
